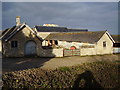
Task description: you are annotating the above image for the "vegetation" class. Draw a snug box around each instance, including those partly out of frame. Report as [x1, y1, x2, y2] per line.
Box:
[2, 61, 120, 89]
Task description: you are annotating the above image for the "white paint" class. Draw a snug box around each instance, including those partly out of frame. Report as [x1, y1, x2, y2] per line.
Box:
[42, 48, 63, 57]
[80, 48, 96, 56]
[113, 48, 120, 53]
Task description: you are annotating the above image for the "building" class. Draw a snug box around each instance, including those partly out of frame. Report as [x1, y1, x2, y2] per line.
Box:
[111, 35, 120, 53]
[44, 31, 115, 56]
[1, 16, 117, 57]
[1, 16, 43, 57]
[34, 25, 88, 40]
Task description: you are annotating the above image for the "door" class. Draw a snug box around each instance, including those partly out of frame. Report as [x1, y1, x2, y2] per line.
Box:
[25, 41, 37, 56]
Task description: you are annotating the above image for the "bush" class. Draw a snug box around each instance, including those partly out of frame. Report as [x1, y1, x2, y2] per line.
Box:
[2, 61, 120, 89]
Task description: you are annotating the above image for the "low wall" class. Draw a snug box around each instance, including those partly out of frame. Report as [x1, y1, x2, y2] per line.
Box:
[41, 48, 63, 57]
[80, 47, 96, 56]
[113, 48, 120, 54]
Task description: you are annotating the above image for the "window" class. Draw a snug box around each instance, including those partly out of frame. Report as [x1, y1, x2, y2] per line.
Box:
[103, 41, 106, 47]
[55, 40, 58, 45]
[11, 41, 18, 48]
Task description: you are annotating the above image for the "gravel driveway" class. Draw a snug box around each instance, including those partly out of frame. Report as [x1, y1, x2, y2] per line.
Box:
[2, 54, 119, 73]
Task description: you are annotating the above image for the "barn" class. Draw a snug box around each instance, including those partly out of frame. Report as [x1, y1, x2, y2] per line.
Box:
[1, 16, 43, 57]
[0, 16, 117, 57]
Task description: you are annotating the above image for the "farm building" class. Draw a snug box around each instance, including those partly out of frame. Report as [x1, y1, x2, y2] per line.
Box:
[0, 16, 117, 57]
[44, 31, 115, 56]
[111, 35, 120, 53]
[34, 25, 88, 40]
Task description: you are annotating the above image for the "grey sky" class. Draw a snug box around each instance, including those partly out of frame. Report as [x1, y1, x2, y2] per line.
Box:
[2, 2, 118, 35]
[0, 1, 1, 30]
[2, 0, 120, 2]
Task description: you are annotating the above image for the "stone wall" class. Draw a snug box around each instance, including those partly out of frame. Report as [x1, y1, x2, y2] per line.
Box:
[2, 26, 42, 57]
[41, 48, 63, 57]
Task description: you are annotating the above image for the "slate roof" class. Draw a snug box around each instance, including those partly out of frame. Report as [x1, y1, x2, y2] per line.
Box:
[1, 24, 42, 41]
[0, 30, 2, 36]
[1, 25, 22, 41]
[35, 26, 88, 32]
[111, 35, 120, 43]
[45, 31, 106, 43]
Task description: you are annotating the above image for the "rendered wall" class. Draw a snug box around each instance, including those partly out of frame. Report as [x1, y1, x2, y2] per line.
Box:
[58, 41, 94, 49]
[113, 48, 120, 53]
[96, 33, 113, 55]
[41, 48, 63, 57]
[80, 47, 96, 56]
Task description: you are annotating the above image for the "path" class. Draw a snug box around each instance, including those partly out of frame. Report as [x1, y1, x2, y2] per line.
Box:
[2, 54, 119, 73]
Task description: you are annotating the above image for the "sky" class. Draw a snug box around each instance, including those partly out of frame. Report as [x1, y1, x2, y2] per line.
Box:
[0, 1, 1, 31]
[1, 2, 119, 35]
[2, 0, 120, 2]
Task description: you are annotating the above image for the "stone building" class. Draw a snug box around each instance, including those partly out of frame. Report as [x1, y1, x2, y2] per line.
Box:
[2, 16, 43, 57]
[1, 16, 117, 57]
[44, 31, 115, 55]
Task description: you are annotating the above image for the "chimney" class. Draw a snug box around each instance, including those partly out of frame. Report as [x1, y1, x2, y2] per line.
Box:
[16, 16, 20, 26]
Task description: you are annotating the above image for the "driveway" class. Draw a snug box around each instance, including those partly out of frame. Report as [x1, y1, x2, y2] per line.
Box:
[2, 54, 119, 73]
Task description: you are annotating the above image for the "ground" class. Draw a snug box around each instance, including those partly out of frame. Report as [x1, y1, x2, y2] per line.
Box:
[2, 54, 119, 73]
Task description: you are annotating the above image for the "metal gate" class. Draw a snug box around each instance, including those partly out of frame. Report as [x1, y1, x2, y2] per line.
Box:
[63, 49, 80, 56]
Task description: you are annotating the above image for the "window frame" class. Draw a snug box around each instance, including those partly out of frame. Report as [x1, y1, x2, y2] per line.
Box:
[11, 41, 18, 48]
[103, 41, 107, 47]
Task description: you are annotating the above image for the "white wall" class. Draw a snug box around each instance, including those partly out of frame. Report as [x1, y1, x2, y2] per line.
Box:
[96, 33, 113, 54]
[113, 48, 120, 53]
[58, 41, 94, 49]
[80, 47, 96, 56]
[41, 48, 63, 57]
[37, 32, 50, 39]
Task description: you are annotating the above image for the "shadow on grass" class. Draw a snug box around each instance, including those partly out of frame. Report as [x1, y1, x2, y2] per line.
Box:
[73, 70, 103, 89]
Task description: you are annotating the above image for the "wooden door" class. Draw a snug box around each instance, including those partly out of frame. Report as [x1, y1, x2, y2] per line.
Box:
[25, 41, 36, 56]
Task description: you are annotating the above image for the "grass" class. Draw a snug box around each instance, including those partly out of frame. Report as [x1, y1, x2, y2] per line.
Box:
[2, 61, 120, 89]
[59, 66, 71, 72]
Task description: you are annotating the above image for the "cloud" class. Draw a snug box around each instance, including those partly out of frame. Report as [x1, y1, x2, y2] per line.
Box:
[0, 2, 2, 30]
[2, 2, 118, 34]
[2, 0, 120, 2]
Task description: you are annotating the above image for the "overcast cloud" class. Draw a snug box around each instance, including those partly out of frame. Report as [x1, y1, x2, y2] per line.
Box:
[2, 0, 120, 2]
[2, 2, 118, 34]
[0, 1, 1, 30]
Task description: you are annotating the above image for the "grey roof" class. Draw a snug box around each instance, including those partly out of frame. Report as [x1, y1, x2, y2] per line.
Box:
[111, 35, 120, 43]
[45, 31, 106, 43]
[35, 26, 88, 32]
[2, 25, 22, 41]
[0, 30, 2, 36]
[2, 24, 42, 41]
